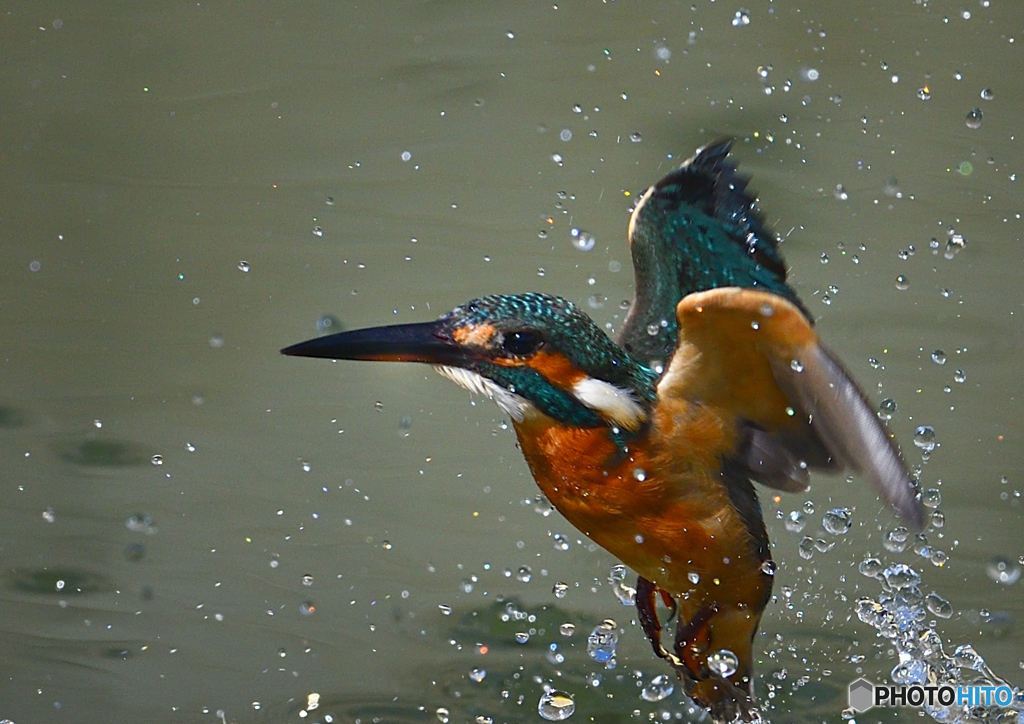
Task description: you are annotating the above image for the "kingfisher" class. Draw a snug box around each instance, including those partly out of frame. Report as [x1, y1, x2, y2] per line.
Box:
[282, 140, 923, 722]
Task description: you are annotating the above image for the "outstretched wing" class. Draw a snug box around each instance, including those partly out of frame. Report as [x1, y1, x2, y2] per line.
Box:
[617, 139, 808, 369]
[657, 287, 923, 528]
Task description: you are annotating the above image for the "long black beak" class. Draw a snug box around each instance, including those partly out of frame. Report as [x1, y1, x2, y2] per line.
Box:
[281, 320, 471, 366]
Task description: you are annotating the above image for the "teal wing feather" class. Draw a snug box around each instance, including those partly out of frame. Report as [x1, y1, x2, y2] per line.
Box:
[617, 139, 809, 368]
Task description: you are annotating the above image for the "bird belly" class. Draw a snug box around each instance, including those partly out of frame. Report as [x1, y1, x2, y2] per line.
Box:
[512, 413, 769, 610]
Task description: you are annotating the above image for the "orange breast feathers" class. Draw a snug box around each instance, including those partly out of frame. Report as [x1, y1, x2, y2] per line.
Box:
[512, 409, 766, 604]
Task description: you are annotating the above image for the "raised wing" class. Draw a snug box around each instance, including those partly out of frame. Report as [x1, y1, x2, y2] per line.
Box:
[617, 139, 809, 369]
[657, 287, 923, 528]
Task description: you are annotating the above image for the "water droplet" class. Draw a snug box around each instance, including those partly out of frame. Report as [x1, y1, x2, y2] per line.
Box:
[559, 128, 572, 142]
[859, 557, 884, 578]
[640, 673, 675, 702]
[798, 536, 815, 559]
[150, 454, 163, 466]
[925, 592, 954, 618]
[301, 574, 314, 587]
[552, 581, 569, 599]
[570, 230, 595, 251]
[882, 563, 921, 590]
[895, 275, 910, 290]
[965, 108, 983, 129]
[538, 690, 575, 721]
[374, 401, 384, 412]
[436, 707, 450, 723]
[515, 631, 530, 643]
[553, 533, 569, 551]
[42, 507, 56, 523]
[586, 620, 618, 662]
[312, 226, 324, 238]
[732, 9, 751, 26]
[986, 556, 1021, 585]
[877, 398, 897, 421]
[833, 184, 848, 201]
[760, 560, 777, 576]
[629, 132, 642, 143]
[790, 359, 804, 372]
[953, 645, 985, 671]
[913, 425, 936, 453]
[945, 233, 966, 259]
[784, 510, 806, 533]
[687, 570, 700, 585]
[980, 87, 994, 101]
[469, 667, 486, 683]
[707, 649, 739, 677]
[546, 643, 564, 664]
[315, 314, 341, 334]
[612, 580, 636, 605]
[931, 350, 947, 365]
[237, 261, 250, 272]
[953, 368, 967, 383]
[532, 494, 555, 517]
[814, 538, 835, 553]
[917, 87, 931, 101]
[560, 622, 575, 637]
[884, 526, 910, 553]
[823, 508, 853, 535]
[298, 600, 315, 616]
[921, 488, 942, 508]
[632, 467, 647, 481]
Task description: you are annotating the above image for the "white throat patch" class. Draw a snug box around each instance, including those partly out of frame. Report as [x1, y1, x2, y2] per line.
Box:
[434, 365, 534, 422]
[571, 377, 647, 431]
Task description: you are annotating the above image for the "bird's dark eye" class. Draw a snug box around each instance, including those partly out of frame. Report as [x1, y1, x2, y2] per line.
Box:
[503, 330, 544, 357]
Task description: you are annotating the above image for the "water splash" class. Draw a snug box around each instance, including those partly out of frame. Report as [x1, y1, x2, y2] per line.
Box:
[856, 562, 1024, 723]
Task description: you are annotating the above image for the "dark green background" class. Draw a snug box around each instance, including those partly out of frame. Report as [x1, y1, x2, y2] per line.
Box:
[0, 2, 1020, 722]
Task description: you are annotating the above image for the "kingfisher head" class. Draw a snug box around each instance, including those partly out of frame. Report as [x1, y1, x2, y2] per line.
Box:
[282, 293, 658, 432]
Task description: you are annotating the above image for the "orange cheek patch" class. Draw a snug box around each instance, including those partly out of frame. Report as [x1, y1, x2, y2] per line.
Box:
[527, 351, 587, 389]
[453, 323, 495, 348]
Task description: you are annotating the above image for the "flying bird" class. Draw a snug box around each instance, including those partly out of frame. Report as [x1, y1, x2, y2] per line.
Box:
[282, 140, 923, 722]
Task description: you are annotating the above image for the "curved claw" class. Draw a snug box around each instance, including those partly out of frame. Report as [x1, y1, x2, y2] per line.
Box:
[635, 576, 762, 723]
[636, 576, 678, 664]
